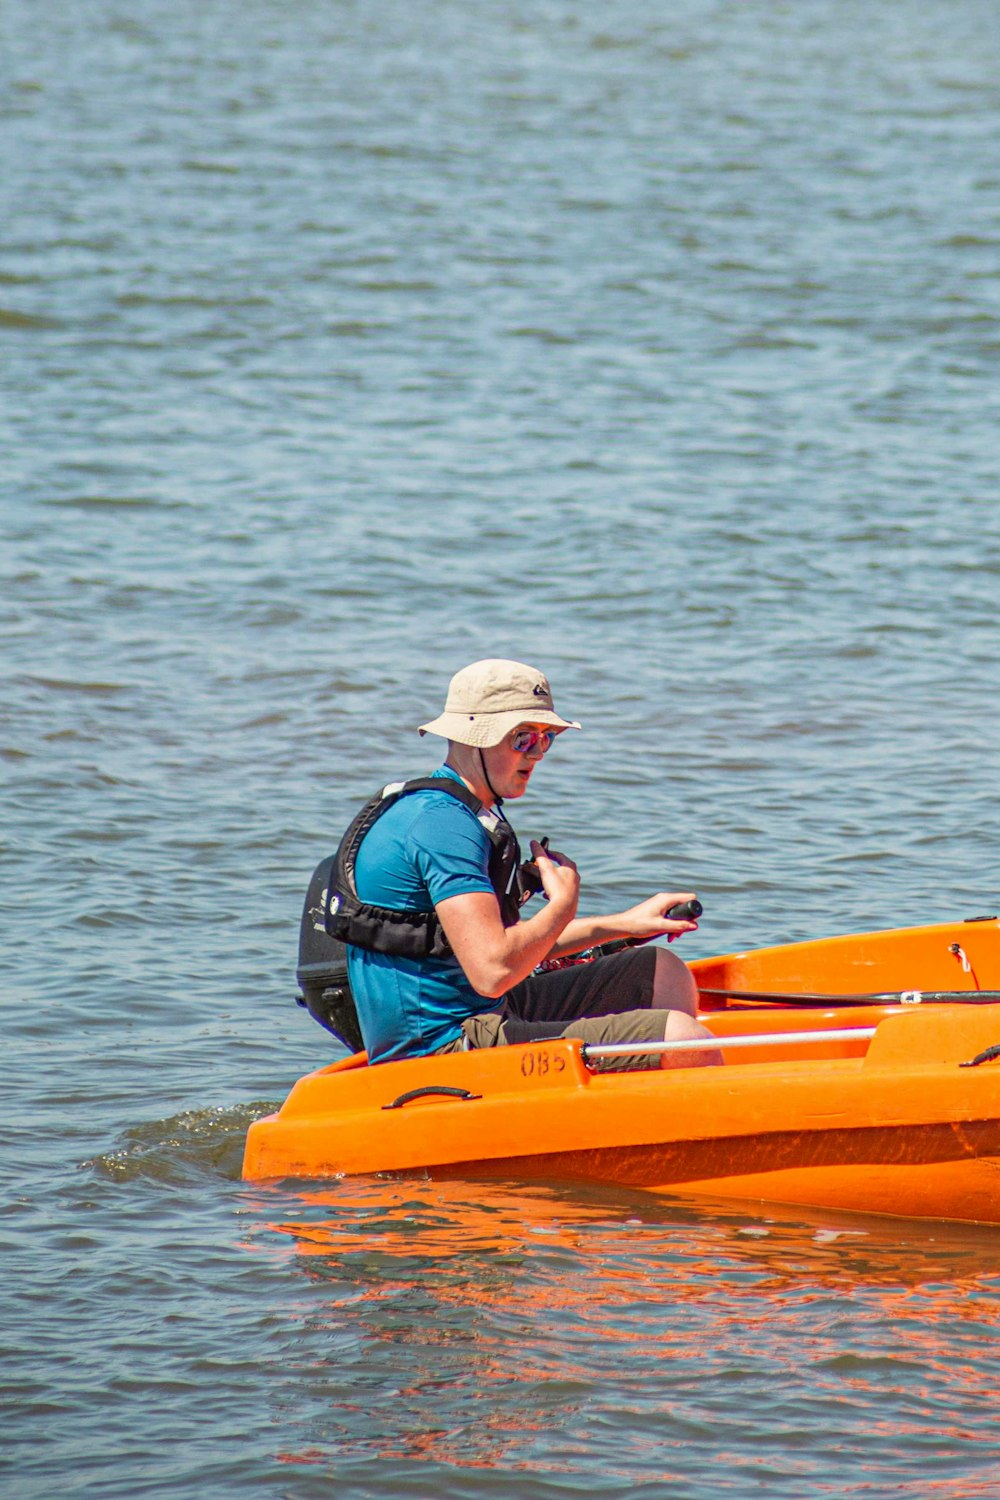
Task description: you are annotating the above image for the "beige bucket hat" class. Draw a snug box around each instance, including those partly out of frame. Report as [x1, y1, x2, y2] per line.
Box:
[418, 659, 582, 747]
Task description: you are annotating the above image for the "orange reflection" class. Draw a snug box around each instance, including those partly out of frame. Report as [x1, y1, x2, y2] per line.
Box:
[244, 1177, 1000, 1481]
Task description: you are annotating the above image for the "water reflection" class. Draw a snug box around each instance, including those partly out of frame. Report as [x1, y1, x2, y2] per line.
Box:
[261, 1174, 1000, 1283]
[246, 1178, 1000, 1487]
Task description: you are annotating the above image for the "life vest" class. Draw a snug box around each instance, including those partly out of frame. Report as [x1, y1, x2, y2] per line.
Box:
[325, 776, 524, 956]
[296, 777, 527, 1050]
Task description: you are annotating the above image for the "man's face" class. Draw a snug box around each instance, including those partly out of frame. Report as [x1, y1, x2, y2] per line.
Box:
[481, 723, 556, 800]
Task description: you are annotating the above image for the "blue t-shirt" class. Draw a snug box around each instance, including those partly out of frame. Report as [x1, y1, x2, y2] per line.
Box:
[346, 767, 500, 1063]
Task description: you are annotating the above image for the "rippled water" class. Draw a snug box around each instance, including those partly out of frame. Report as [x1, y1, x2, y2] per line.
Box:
[4, 0, 1000, 1494]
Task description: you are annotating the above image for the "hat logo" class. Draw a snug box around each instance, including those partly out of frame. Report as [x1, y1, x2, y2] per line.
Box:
[532, 683, 546, 697]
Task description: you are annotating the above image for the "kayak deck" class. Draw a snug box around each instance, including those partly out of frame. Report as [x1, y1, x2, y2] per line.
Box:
[245, 920, 1000, 1226]
[690, 915, 999, 1005]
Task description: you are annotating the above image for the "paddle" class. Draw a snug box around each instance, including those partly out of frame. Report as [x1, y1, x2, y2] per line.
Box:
[698, 987, 1000, 1008]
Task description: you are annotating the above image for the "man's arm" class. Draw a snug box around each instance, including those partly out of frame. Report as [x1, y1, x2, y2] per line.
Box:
[437, 844, 699, 992]
[435, 848, 580, 997]
[549, 891, 700, 956]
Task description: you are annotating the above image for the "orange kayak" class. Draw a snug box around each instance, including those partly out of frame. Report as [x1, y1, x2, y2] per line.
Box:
[244, 918, 1000, 1226]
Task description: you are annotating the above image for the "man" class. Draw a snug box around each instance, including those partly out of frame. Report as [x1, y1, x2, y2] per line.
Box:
[343, 659, 720, 1068]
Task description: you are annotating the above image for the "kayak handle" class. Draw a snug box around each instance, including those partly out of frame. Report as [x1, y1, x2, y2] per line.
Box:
[382, 1085, 483, 1110]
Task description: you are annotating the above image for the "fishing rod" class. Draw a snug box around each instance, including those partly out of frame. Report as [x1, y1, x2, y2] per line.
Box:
[698, 988, 1000, 1008]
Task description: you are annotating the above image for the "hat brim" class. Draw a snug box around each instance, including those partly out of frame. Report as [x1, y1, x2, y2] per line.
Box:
[418, 710, 581, 747]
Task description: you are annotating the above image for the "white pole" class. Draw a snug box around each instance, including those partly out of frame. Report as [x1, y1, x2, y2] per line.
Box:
[582, 1026, 877, 1060]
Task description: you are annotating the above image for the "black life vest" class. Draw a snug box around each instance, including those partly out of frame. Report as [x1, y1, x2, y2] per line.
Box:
[325, 776, 523, 957]
[296, 777, 530, 1049]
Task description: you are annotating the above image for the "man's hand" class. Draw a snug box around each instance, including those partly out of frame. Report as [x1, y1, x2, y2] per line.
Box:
[529, 839, 581, 920]
[618, 892, 700, 942]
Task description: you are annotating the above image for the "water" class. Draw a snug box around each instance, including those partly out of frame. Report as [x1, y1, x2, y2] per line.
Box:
[3, 0, 1000, 1493]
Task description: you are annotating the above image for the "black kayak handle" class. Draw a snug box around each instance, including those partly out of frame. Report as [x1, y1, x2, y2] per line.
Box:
[382, 1085, 482, 1110]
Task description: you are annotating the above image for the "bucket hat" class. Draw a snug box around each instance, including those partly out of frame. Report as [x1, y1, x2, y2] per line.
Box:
[418, 659, 581, 747]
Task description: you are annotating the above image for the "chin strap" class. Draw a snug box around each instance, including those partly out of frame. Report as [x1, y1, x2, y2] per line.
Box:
[479, 748, 503, 809]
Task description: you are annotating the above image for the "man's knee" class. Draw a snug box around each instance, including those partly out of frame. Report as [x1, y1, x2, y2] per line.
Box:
[660, 1009, 723, 1067]
[651, 946, 699, 1015]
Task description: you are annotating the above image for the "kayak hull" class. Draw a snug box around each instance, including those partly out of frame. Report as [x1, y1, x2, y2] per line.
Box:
[458, 1121, 1000, 1226]
[245, 920, 1000, 1226]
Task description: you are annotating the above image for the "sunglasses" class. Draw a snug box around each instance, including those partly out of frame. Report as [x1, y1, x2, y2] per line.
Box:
[510, 727, 556, 755]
